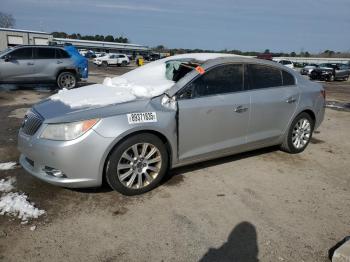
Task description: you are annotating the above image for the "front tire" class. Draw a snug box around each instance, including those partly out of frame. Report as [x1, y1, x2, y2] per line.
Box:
[326, 75, 335, 82]
[280, 112, 314, 154]
[57, 71, 77, 89]
[106, 134, 169, 195]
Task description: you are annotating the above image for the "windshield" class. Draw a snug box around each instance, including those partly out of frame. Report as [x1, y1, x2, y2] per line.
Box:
[319, 63, 333, 68]
[0, 48, 12, 57]
[165, 59, 202, 82]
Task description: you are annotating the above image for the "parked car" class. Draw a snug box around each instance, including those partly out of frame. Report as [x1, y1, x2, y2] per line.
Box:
[300, 64, 318, 75]
[310, 63, 350, 81]
[256, 53, 273, 60]
[64, 45, 89, 80]
[149, 53, 161, 61]
[93, 53, 130, 67]
[84, 52, 96, 59]
[95, 52, 106, 58]
[0, 45, 86, 89]
[18, 54, 325, 195]
[275, 59, 294, 69]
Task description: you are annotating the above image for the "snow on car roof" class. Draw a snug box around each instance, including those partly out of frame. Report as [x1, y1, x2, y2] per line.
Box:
[50, 53, 239, 108]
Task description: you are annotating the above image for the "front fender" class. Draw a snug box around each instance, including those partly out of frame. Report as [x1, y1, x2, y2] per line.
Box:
[93, 111, 178, 178]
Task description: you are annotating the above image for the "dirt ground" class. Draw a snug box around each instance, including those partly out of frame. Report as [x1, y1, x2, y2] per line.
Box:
[0, 66, 349, 262]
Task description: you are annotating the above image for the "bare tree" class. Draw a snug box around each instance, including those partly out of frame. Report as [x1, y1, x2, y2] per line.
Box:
[0, 12, 15, 28]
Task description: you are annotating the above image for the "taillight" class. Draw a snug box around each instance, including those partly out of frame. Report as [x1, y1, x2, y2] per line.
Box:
[321, 89, 326, 99]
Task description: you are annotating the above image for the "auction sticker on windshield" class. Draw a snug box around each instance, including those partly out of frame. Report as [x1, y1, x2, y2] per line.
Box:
[127, 112, 157, 124]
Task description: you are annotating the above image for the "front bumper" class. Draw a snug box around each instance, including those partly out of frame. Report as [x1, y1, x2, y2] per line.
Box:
[310, 71, 332, 80]
[18, 128, 114, 188]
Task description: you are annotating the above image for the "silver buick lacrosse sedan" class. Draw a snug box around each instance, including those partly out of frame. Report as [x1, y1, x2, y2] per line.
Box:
[18, 53, 325, 195]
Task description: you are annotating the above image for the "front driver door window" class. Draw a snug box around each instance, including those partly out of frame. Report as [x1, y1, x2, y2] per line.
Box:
[1, 47, 34, 81]
[177, 64, 251, 161]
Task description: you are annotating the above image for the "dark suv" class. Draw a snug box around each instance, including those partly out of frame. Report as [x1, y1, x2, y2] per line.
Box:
[310, 63, 350, 81]
[0, 45, 84, 89]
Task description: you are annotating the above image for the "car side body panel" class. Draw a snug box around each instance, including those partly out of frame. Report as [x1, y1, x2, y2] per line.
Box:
[177, 92, 250, 162]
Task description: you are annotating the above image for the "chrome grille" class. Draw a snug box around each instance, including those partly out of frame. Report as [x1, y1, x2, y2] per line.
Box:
[21, 110, 43, 136]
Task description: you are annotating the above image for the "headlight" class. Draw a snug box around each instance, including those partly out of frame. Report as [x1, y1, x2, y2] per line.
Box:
[41, 119, 99, 141]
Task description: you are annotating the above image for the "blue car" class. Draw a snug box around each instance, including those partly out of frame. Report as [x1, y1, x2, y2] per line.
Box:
[64, 45, 88, 80]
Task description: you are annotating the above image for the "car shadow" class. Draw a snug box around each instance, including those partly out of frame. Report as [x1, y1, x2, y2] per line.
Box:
[163, 146, 279, 185]
[70, 185, 113, 194]
[70, 146, 279, 194]
[0, 83, 57, 92]
[199, 221, 259, 262]
[0, 81, 95, 92]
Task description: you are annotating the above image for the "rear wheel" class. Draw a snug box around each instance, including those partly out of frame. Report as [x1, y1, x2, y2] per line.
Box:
[122, 61, 128, 66]
[106, 134, 169, 195]
[57, 72, 76, 89]
[280, 112, 314, 154]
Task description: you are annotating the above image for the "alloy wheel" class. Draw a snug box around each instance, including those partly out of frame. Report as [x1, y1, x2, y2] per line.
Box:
[292, 118, 311, 149]
[117, 143, 162, 189]
[59, 73, 76, 89]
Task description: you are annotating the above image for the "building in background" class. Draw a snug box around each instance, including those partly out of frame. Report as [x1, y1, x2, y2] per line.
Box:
[0, 28, 150, 58]
[51, 38, 149, 57]
[0, 28, 52, 50]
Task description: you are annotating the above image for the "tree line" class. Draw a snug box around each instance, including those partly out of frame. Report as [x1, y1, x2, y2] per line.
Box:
[51, 32, 129, 43]
[154, 46, 350, 58]
[0, 12, 15, 28]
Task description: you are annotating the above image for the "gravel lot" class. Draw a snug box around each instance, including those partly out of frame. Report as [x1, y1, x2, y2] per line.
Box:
[0, 65, 349, 262]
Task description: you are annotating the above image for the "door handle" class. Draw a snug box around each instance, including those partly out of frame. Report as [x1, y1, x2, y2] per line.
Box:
[27, 62, 34, 66]
[286, 97, 297, 103]
[57, 61, 63, 64]
[234, 105, 248, 113]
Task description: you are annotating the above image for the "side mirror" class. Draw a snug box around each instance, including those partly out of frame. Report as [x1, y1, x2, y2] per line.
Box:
[4, 55, 11, 62]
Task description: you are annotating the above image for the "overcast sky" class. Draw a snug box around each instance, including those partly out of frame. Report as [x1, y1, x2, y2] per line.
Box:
[2, 0, 350, 52]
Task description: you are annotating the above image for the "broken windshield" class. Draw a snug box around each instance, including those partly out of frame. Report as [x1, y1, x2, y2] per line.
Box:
[165, 59, 202, 82]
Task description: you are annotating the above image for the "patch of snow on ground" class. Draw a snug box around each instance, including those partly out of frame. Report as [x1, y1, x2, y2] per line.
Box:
[0, 176, 16, 192]
[50, 53, 238, 108]
[0, 192, 45, 221]
[0, 176, 45, 221]
[0, 161, 17, 170]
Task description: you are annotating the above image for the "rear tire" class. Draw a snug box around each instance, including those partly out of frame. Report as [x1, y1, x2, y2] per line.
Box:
[280, 112, 314, 154]
[57, 71, 77, 89]
[106, 134, 169, 195]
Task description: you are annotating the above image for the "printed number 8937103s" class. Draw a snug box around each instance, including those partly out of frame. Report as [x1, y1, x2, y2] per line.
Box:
[127, 112, 157, 124]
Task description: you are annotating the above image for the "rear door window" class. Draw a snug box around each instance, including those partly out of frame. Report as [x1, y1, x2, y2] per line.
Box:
[282, 70, 295, 86]
[55, 49, 70, 59]
[246, 64, 282, 89]
[34, 48, 56, 59]
[9, 48, 33, 60]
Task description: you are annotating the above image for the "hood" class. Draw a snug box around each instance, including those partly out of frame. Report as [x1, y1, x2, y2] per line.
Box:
[314, 66, 333, 71]
[33, 97, 153, 124]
